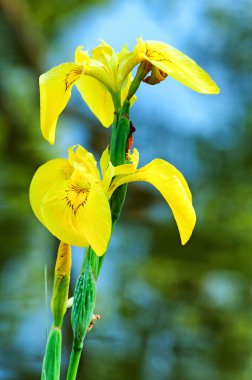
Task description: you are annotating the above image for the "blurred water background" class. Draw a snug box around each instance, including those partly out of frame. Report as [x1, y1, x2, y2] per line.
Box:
[0, 0, 252, 379]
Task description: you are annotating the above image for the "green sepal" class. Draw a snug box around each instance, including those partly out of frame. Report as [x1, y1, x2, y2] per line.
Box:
[71, 254, 96, 350]
[110, 184, 128, 225]
[41, 327, 61, 380]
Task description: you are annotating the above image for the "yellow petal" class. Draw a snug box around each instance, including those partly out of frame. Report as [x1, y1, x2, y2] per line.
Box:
[121, 72, 137, 107]
[84, 58, 115, 93]
[75, 45, 89, 64]
[75, 181, 112, 255]
[100, 147, 138, 193]
[140, 39, 220, 94]
[101, 161, 115, 193]
[30, 145, 111, 254]
[76, 75, 114, 127]
[113, 163, 136, 176]
[100, 146, 110, 179]
[41, 179, 89, 247]
[117, 43, 130, 60]
[128, 148, 139, 169]
[109, 159, 196, 244]
[40, 63, 84, 144]
[92, 40, 117, 70]
[117, 44, 139, 101]
[29, 158, 73, 225]
[76, 44, 117, 102]
[68, 145, 100, 181]
[118, 51, 143, 85]
[41, 179, 111, 255]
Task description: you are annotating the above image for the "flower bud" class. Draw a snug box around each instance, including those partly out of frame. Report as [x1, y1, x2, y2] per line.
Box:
[51, 242, 71, 327]
[71, 256, 96, 350]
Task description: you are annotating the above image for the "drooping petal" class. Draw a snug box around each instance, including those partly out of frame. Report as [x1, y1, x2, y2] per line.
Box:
[29, 158, 73, 225]
[136, 39, 220, 94]
[109, 159, 196, 244]
[75, 75, 114, 127]
[40, 179, 89, 247]
[40, 63, 84, 144]
[41, 179, 111, 255]
[74, 181, 112, 255]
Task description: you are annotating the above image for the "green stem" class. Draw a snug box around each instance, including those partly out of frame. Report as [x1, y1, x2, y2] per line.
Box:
[66, 98, 132, 379]
[66, 248, 96, 380]
[66, 249, 93, 380]
[110, 99, 130, 165]
[66, 347, 82, 380]
[127, 61, 151, 100]
[96, 100, 131, 275]
[111, 91, 121, 113]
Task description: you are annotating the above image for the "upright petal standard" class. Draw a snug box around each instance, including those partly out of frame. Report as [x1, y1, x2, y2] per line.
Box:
[39, 42, 135, 144]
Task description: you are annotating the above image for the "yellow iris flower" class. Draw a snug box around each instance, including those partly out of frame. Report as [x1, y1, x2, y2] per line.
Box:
[40, 41, 135, 144]
[40, 38, 219, 145]
[132, 37, 220, 93]
[29, 145, 196, 255]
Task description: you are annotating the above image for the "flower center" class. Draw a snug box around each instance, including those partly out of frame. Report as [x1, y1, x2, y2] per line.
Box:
[64, 183, 90, 214]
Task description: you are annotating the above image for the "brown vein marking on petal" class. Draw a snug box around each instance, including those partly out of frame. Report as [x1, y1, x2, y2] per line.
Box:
[146, 49, 172, 63]
[64, 183, 90, 215]
[65, 67, 83, 91]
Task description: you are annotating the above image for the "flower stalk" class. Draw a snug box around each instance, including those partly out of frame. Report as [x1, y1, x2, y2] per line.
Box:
[66, 98, 132, 379]
[110, 99, 131, 225]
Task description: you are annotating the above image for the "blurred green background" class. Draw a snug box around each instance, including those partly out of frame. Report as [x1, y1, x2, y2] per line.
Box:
[0, 0, 252, 379]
